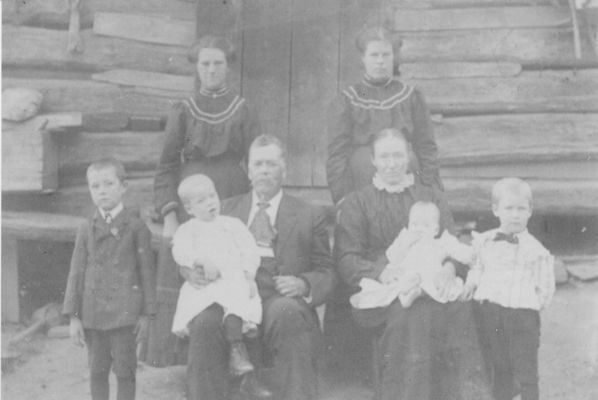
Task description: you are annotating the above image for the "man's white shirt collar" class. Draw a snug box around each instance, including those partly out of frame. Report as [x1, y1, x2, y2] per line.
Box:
[249, 189, 283, 225]
[99, 202, 124, 220]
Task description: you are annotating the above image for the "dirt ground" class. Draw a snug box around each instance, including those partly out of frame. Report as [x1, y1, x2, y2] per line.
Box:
[2, 280, 597, 400]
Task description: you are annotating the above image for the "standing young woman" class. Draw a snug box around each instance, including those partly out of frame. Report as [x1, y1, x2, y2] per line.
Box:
[146, 35, 260, 367]
[327, 26, 442, 205]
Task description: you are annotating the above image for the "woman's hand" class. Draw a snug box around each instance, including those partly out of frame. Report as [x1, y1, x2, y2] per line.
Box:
[460, 282, 477, 301]
[162, 211, 179, 240]
[180, 265, 211, 289]
[69, 317, 85, 347]
[435, 261, 457, 299]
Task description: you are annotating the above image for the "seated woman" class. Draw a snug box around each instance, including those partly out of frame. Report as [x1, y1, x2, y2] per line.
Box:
[335, 128, 489, 400]
[327, 26, 442, 205]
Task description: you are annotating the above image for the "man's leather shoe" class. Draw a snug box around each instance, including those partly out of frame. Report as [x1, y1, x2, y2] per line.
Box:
[229, 342, 254, 376]
[239, 372, 273, 399]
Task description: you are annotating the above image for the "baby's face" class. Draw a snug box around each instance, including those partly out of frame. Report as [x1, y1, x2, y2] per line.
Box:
[408, 209, 439, 238]
[184, 185, 220, 222]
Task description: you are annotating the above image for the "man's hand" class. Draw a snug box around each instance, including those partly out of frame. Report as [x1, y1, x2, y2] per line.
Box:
[274, 275, 309, 298]
[379, 265, 403, 285]
[69, 317, 85, 347]
[134, 316, 151, 344]
[180, 265, 211, 289]
[434, 261, 457, 300]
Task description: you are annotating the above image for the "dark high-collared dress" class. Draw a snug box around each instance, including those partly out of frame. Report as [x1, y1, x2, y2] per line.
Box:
[335, 183, 490, 400]
[145, 87, 260, 367]
[327, 75, 441, 204]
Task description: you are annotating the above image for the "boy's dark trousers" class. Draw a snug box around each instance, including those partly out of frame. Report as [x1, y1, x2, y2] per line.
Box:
[85, 325, 137, 400]
[475, 301, 540, 400]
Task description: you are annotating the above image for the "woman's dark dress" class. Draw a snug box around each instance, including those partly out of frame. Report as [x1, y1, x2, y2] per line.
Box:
[145, 87, 259, 366]
[326, 76, 441, 204]
[335, 184, 490, 400]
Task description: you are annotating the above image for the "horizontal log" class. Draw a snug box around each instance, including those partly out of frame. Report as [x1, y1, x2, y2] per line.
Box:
[408, 69, 598, 114]
[3, 0, 195, 28]
[1, 211, 164, 249]
[92, 69, 193, 92]
[435, 113, 598, 162]
[93, 12, 196, 46]
[2, 26, 193, 74]
[400, 62, 521, 79]
[3, 78, 178, 117]
[56, 131, 164, 181]
[390, 0, 554, 8]
[3, 175, 598, 218]
[440, 160, 598, 180]
[393, 7, 570, 31]
[2, 112, 82, 132]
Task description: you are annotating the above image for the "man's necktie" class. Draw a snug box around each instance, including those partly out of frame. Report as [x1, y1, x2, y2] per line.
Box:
[249, 202, 276, 248]
[105, 212, 112, 225]
[493, 232, 518, 244]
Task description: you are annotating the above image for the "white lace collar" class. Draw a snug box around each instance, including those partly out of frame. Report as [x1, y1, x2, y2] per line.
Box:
[372, 172, 414, 193]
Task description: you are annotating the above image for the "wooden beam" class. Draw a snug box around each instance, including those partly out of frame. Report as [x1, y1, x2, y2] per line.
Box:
[393, 7, 570, 31]
[93, 12, 195, 46]
[400, 62, 521, 79]
[441, 160, 598, 180]
[408, 69, 598, 114]
[2, 238, 20, 322]
[288, 0, 341, 186]
[92, 70, 193, 92]
[391, 0, 554, 8]
[3, 78, 179, 117]
[2, 26, 193, 75]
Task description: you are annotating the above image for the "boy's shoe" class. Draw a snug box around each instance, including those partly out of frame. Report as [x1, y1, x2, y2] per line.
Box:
[239, 372, 274, 399]
[229, 342, 254, 376]
[399, 286, 422, 308]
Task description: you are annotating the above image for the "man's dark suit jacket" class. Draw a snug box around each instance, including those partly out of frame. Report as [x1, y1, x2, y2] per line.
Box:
[221, 192, 335, 307]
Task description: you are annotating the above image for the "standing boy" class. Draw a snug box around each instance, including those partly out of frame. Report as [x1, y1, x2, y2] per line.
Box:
[63, 158, 156, 400]
[461, 177, 555, 400]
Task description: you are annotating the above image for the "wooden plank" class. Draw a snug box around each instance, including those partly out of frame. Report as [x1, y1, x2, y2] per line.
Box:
[443, 178, 598, 215]
[288, 0, 341, 186]
[2, 117, 58, 192]
[400, 27, 597, 67]
[391, 0, 553, 8]
[407, 69, 598, 114]
[393, 7, 570, 31]
[92, 70, 193, 92]
[93, 12, 195, 46]
[56, 131, 164, 180]
[435, 113, 598, 161]
[2, 112, 83, 132]
[242, 0, 293, 154]
[400, 62, 521, 79]
[441, 160, 598, 180]
[2, 238, 20, 322]
[3, 78, 178, 117]
[3, 0, 195, 28]
[2, 26, 194, 75]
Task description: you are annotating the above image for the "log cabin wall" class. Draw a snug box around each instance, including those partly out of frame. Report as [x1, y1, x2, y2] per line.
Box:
[3, 0, 598, 218]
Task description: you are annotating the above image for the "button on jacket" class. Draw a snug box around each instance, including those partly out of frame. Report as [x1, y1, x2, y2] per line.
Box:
[63, 208, 157, 330]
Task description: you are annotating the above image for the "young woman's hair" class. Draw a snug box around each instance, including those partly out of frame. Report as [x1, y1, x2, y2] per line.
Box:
[87, 157, 127, 182]
[187, 35, 236, 64]
[355, 26, 403, 74]
[491, 177, 533, 207]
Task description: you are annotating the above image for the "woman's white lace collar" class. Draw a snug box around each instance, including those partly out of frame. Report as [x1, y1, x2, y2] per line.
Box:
[372, 173, 414, 193]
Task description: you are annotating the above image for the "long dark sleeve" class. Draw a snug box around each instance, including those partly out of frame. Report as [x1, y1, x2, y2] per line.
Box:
[335, 194, 388, 288]
[299, 206, 336, 307]
[326, 95, 354, 204]
[410, 89, 441, 188]
[154, 102, 187, 217]
[62, 222, 88, 317]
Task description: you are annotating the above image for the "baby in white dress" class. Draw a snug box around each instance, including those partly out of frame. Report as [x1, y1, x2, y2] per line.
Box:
[351, 201, 473, 309]
[171, 174, 261, 376]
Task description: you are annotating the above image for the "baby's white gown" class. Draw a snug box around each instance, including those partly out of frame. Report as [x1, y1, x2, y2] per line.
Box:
[171, 215, 262, 336]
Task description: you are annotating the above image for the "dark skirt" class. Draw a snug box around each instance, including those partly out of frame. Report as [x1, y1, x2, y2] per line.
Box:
[144, 156, 249, 367]
[352, 297, 491, 400]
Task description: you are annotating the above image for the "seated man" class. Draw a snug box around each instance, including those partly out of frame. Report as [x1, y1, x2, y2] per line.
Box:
[182, 134, 336, 400]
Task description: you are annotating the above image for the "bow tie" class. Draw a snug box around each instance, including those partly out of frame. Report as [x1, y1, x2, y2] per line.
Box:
[494, 232, 519, 244]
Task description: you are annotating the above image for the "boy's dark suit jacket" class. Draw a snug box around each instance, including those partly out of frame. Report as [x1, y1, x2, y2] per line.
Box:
[221, 192, 335, 307]
[63, 207, 156, 330]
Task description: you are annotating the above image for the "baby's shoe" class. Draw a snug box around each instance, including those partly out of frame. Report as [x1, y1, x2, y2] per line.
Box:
[229, 342, 254, 376]
[399, 286, 422, 308]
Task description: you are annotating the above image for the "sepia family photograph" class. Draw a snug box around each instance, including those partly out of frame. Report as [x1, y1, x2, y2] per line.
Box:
[1, 0, 597, 399]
